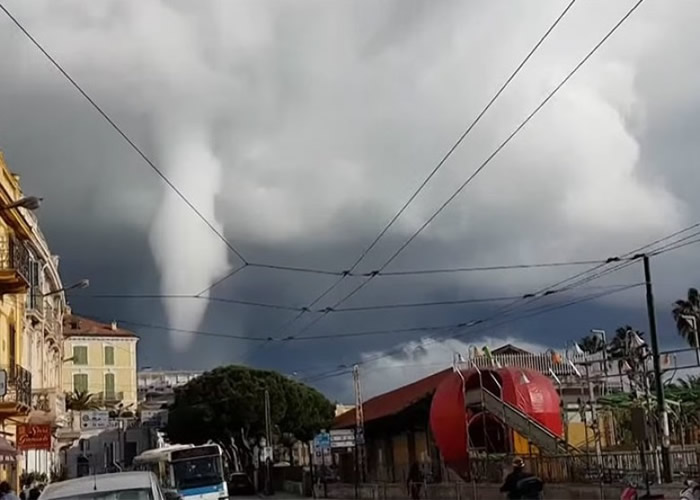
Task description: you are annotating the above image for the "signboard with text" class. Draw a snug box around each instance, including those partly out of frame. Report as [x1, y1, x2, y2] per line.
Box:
[80, 411, 110, 430]
[330, 429, 355, 448]
[17, 424, 51, 451]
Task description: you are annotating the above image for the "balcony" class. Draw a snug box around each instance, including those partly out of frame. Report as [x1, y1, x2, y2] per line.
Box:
[0, 364, 31, 414]
[30, 387, 67, 427]
[0, 235, 29, 294]
[95, 391, 125, 405]
[26, 289, 44, 323]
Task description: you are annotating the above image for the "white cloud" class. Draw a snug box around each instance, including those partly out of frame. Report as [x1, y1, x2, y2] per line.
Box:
[354, 335, 550, 399]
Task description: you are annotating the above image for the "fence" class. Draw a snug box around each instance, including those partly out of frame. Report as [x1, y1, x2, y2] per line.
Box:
[468, 449, 699, 484]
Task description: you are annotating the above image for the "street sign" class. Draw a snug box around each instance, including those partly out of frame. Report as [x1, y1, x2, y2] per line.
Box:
[330, 429, 355, 448]
[313, 432, 331, 450]
[80, 411, 110, 430]
[0, 370, 7, 397]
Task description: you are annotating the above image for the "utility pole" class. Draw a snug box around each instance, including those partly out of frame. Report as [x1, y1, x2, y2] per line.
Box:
[584, 362, 602, 466]
[353, 365, 365, 499]
[642, 254, 672, 482]
[264, 389, 273, 495]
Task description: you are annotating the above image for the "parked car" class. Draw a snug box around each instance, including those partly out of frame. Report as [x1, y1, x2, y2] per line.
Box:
[38, 471, 177, 500]
[227, 472, 254, 495]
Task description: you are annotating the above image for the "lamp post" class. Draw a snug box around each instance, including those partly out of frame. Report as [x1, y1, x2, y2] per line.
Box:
[43, 279, 89, 297]
[0, 196, 42, 211]
[590, 329, 608, 394]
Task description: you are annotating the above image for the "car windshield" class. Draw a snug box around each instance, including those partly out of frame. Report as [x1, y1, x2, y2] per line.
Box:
[172, 455, 222, 490]
[53, 489, 153, 500]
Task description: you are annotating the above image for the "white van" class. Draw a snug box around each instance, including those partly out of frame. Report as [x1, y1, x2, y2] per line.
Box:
[38, 471, 175, 500]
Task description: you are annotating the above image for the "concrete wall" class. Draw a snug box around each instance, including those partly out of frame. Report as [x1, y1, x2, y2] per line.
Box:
[64, 426, 155, 479]
[323, 481, 681, 500]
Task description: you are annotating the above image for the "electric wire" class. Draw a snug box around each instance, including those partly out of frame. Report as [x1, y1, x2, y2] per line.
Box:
[0, 3, 250, 267]
[196, 1, 581, 336]
[291, 0, 648, 339]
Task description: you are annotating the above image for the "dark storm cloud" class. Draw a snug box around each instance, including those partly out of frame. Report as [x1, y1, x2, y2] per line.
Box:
[1, 0, 699, 399]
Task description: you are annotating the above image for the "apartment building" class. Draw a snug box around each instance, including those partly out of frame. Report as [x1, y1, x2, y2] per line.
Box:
[63, 315, 139, 408]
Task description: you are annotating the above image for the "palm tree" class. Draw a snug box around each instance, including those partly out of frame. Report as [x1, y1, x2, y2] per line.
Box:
[607, 325, 645, 361]
[578, 334, 606, 354]
[107, 401, 134, 418]
[672, 288, 700, 347]
[65, 390, 101, 411]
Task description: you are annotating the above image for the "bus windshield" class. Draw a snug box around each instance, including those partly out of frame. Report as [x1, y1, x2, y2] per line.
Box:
[172, 455, 222, 490]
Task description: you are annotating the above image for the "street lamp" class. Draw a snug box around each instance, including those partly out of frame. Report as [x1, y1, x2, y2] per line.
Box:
[43, 279, 90, 297]
[0, 196, 42, 211]
[591, 329, 609, 394]
[680, 314, 700, 365]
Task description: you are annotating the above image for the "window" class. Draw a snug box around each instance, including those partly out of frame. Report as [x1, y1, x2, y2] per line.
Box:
[74, 373, 88, 393]
[8, 324, 15, 372]
[73, 346, 88, 365]
[104, 373, 115, 400]
[28, 261, 40, 310]
[104, 345, 114, 366]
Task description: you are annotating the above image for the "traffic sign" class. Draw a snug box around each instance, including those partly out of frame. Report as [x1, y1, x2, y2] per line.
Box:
[313, 432, 331, 450]
[330, 429, 355, 448]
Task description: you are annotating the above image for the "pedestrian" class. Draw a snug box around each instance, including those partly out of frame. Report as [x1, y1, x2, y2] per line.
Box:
[27, 488, 41, 500]
[0, 481, 20, 500]
[407, 463, 423, 500]
[500, 458, 543, 500]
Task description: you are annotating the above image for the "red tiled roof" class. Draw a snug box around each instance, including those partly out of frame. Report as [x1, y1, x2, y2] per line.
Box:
[333, 369, 451, 429]
[63, 314, 139, 339]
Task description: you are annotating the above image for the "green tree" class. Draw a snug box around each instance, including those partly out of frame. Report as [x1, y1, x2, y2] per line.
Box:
[672, 288, 700, 347]
[166, 366, 334, 469]
[65, 390, 101, 411]
[578, 334, 605, 354]
[607, 325, 645, 361]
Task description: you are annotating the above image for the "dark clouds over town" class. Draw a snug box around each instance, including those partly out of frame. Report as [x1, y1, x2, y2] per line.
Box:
[1, 0, 699, 401]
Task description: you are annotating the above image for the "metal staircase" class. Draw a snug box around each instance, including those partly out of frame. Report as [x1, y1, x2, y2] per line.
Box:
[473, 387, 582, 456]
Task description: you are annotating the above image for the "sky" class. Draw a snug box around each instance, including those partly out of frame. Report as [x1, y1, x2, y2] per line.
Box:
[1, 0, 700, 402]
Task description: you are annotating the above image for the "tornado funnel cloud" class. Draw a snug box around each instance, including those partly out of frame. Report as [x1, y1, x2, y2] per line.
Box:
[149, 121, 230, 351]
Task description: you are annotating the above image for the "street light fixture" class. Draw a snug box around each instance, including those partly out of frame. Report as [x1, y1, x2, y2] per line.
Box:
[591, 329, 609, 395]
[0, 196, 42, 211]
[43, 278, 90, 297]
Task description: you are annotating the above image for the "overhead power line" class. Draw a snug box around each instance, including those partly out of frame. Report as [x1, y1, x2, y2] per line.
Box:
[70, 292, 304, 312]
[341, 0, 580, 275]
[81, 227, 699, 355]
[204, 1, 580, 336]
[297, 221, 700, 381]
[0, 2, 248, 266]
[301, 282, 644, 383]
[290, 0, 647, 340]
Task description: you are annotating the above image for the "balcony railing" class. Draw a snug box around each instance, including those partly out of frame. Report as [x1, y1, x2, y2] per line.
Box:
[0, 236, 30, 293]
[0, 364, 32, 410]
[95, 391, 125, 404]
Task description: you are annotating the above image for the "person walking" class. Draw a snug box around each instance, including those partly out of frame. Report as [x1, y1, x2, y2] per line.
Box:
[0, 481, 21, 500]
[500, 458, 543, 500]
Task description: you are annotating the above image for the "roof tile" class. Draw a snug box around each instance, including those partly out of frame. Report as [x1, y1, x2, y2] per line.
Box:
[63, 314, 138, 339]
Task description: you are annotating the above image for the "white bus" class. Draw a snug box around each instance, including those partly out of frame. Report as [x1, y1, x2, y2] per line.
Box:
[134, 444, 228, 500]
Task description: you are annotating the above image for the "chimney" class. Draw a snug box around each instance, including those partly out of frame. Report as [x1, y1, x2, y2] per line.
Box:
[111, 321, 117, 331]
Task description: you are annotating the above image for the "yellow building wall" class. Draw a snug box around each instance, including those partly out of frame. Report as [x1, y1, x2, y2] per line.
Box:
[62, 337, 138, 407]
